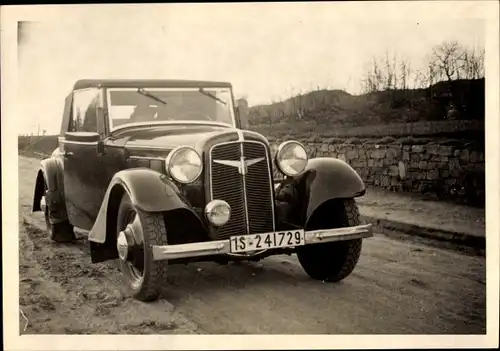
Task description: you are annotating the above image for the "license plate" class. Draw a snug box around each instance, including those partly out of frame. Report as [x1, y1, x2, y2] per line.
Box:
[229, 230, 305, 253]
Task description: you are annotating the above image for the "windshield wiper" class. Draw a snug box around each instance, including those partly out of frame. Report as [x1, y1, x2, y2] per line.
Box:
[198, 88, 227, 105]
[137, 88, 168, 105]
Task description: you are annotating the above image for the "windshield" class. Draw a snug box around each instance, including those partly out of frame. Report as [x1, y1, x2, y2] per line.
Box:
[106, 87, 235, 130]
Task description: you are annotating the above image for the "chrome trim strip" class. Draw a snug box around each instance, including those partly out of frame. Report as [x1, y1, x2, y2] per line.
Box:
[111, 120, 235, 133]
[236, 129, 244, 142]
[128, 155, 166, 161]
[61, 140, 99, 146]
[264, 143, 277, 233]
[151, 224, 374, 260]
[125, 145, 176, 151]
[153, 240, 229, 260]
[240, 141, 251, 235]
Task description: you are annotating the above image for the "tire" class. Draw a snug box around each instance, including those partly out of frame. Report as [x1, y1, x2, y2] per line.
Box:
[116, 192, 168, 302]
[296, 199, 363, 282]
[43, 181, 75, 243]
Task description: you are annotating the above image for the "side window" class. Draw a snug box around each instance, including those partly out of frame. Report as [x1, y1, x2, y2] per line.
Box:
[69, 89, 100, 132]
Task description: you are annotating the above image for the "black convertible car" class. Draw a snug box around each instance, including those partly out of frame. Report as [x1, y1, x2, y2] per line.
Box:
[32, 79, 373, 301]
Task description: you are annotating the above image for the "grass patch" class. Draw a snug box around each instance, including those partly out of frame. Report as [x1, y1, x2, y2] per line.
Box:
[19, 135, 58, 156]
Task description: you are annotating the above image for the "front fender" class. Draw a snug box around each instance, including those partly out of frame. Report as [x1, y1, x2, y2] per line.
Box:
[275, 157, 365, 228]
[88, 168, 198, 244]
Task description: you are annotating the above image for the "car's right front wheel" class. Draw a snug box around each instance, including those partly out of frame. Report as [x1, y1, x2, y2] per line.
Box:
[296, 198, 363, 282]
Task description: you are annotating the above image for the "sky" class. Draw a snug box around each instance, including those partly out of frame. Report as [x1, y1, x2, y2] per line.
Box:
[17, 3, 485, 135]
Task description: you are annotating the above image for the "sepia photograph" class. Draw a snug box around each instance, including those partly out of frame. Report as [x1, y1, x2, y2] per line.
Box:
[2, 1, 499, 350]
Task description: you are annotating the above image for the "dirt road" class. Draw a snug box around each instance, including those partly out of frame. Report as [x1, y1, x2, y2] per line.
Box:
[17, 155, 486, 334]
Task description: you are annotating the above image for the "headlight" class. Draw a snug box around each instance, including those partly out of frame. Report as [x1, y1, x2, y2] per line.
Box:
[275, 141, 308, 176]
[205, 200, 231, 227]
[165, 146, 202, 183]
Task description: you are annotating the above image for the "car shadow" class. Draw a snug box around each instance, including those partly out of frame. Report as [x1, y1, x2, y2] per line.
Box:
[161, 257, 349, 304]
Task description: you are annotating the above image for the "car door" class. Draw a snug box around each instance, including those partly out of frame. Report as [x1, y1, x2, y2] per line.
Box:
[62, 88, 108, 231]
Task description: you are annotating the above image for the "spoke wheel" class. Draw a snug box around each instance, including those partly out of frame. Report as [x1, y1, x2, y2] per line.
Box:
[116, 192, 168, 301]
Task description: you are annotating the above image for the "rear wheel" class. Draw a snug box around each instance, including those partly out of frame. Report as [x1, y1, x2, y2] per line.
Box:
[116, 192, 168, 301]
[42, 181, 75, 242]
[296, 199, 363, 282]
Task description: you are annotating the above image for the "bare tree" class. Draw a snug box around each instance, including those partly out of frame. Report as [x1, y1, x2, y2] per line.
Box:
[362, 58, 383, 93]
[423, 59, 439, 100]
[411, 67, 428, 90]
[373, 58, 384, 91]
[428, 41, 485, 82]
[430, 41, 466, 82]
[384, 52, 394, 90]
[362, 52, 405, 92]
[462, 46, 485, 79]
[362, 40, 484, 93]
[399, 57, 412, 91]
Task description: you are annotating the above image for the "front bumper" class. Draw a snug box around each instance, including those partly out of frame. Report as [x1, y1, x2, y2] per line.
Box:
[151, 223, 373, 261]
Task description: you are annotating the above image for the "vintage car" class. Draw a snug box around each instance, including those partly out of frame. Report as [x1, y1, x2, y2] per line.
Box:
[32, 79, 373, 302]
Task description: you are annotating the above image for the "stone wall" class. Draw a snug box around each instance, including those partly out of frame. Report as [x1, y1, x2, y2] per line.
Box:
[271, 138, 485, 206]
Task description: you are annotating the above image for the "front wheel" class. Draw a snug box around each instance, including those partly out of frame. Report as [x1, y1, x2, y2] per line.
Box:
[116, 192, 168, 301]
[296, 199, 363, 282]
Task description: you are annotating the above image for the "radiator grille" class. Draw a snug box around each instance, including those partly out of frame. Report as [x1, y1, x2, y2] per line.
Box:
[210, 141, 275, 240]
[243, 142, 275, 235]
[210, 143, 247, 239]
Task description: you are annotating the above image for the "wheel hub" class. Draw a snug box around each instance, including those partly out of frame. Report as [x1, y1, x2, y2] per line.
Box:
[117, 226, 133, 261]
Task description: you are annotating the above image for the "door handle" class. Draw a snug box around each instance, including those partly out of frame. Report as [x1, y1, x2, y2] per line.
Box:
[61, 151, 74, 157]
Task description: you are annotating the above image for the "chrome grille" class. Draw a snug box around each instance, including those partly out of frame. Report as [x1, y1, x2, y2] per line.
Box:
[210, 141, 275, 240]
[243, 143, 275, 234]
[210, 143, 247, 239]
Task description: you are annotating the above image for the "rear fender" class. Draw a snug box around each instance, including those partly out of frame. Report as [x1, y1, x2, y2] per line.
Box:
[88, 168, 203, 263]
[275, 157, 366, 228]
[32, 157, 68, 224]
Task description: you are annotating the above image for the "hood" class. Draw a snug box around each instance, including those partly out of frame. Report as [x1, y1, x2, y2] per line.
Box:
[111, 123, 269, 156]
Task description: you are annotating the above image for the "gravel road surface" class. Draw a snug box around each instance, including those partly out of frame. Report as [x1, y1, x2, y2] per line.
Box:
[17, 155, 486, 334]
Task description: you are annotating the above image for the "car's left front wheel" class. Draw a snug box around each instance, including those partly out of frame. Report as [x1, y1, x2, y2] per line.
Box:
[116, 192, 168, 302]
